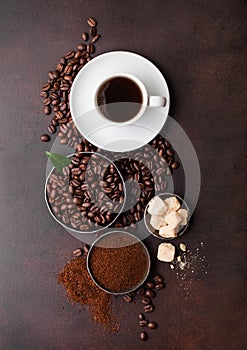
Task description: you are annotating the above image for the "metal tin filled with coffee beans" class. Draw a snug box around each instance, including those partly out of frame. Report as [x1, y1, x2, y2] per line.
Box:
[87, 231, 151, 295]
[45, 152, 126, 238]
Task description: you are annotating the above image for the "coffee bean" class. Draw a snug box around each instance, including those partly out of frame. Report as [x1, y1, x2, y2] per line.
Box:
[44, 105, 51, 115]
[138, 313, 145, 321]
[52, 99, 60, 106]
[48, 124, 56, 134]
[146, 281, 155, 289]
[148, 321, 157, 329]
[55, 111, 63, 119]
[63, 166, 70, 176]
[166, 149, 174, 156]
[155, 283, 165, 290]
[87, 17, 97, 27]
[72, 248, 83, 257]
[92, 34, 101, 43]
[65, 51, 75, 59]
[64, 65, 73, 75]
[144, 304, 154, 313]
[83, 244, 89, 254]
[73, 197, 82, 205]
[90, 27, 97, 36]
[77, 43, 87, 51]
[141, 297, 151, 305]
[153, 274, 164, 284]
[137, 288, 146, 296]
[140, 331, 148, 341]
[123, 294, 133, 303]
[40, 134, 50, 142]
[42, 82, 51, 91]
[40, 91, 48, 98]
[165, 140, 171, 148]
[171, 161, 179, 169]
[139, 320, 148, 327]
[82, 32, 89, 41]
[145, 289, 156, 298]
[87, 43, 95, 54]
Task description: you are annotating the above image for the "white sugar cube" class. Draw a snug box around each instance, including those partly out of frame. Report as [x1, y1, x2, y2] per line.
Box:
[157, 243, 175, 262]
[147, 196, 167, 216]
[177, 208, 188, 226]
[159, 224, 179, 238]
[150, 215, 166, 230]
[164, 196, 181, 213]
[164, 211, 183, 229]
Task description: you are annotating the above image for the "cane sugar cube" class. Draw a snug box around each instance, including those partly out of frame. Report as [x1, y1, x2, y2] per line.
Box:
[177, 208, 188, 226]
[164, 211, 183, 228]
[164, 196, 181, 213]
[147, 196, 167, 216]
[157, 243, 175, 262]
[150, 215, 166, 230]
[159, 224, 179, 238]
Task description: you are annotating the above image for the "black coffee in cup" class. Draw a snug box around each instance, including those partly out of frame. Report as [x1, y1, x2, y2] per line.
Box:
[97, 77, 142, 123]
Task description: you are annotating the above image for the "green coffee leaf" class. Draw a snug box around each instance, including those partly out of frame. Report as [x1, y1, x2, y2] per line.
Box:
[45, 151, 71, 174]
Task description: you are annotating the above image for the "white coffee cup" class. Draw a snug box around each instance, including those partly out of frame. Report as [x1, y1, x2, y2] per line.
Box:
[93, 73, 166, 125]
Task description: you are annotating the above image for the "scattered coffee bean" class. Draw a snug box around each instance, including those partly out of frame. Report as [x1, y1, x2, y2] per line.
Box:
[145, 289, 156, 298]
[140, 331, 148, 341]
[144, 304, 154, 313]
[72, 248, 83, 257]
[90, 27, 97, 36]
[123, 294, 133, 303]
[81, 32, 89, 41]
[138, 313, 145, 321]
[139, 320, 148, 327]
[40, 134, 50, 142]
[141, 297, 151, 305]
[153, 274, 164, 284]
[155, 283, 165, 290]
[87, 17, 97, 27]
[148, 321, 157, 329]
[87, 43, 95, 54]
[92, 34, 101, 43]
[146, 281, 155, 289]
[137, 287, 146, 296]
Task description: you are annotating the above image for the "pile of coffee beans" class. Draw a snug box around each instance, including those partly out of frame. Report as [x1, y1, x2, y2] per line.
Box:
[46, 152, 125, 231]
[40, 17, 100, 145]
[104, 138, 179, 229]
[122, 273, 165, 341]
[68, 152, 124, 226]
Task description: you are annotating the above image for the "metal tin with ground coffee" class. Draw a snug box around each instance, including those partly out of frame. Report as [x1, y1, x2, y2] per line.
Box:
[87, 231, 150, 294]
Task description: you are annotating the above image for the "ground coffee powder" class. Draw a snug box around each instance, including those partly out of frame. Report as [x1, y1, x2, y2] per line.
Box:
[58, 254, 118, 332]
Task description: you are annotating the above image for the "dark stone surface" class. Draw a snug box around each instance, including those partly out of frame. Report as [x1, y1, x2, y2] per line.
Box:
[0, 1, 246, 349]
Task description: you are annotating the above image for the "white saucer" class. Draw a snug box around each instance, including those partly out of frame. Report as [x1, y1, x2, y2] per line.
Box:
[70, 51, 170, 152]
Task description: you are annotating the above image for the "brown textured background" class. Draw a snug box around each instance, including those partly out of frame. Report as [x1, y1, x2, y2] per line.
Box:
[0, 1, 246, 349]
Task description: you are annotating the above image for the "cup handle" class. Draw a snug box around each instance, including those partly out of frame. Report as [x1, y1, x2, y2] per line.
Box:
[148, 96, 166, 107]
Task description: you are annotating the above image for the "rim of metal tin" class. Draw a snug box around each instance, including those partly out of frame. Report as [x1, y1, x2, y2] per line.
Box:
[86, 230, 151, 295]
[44, 152, 126, 235]
[144, 192, 190, 240]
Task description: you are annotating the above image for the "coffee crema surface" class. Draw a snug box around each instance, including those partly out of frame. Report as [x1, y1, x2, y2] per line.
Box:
[97, 77, 142, 122]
